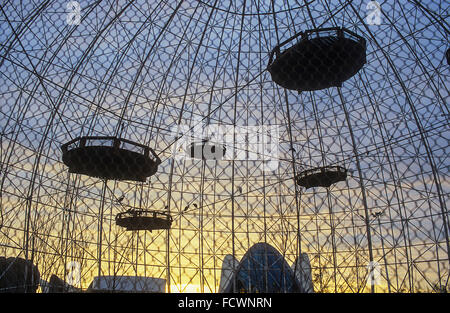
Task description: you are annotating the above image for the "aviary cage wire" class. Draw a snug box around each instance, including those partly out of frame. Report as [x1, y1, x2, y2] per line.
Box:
[0, 0, 448, 293]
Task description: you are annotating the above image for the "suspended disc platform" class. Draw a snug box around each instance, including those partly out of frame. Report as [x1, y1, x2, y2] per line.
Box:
[189, 139, 226, 160]
[61, 136, 161, 181]
[267, 27, 366, 91]
[296, 166, 347, 189]
[115, 209, 172, 231]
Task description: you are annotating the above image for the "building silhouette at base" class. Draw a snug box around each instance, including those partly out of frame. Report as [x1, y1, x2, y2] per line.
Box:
[219, 243, 313, 293]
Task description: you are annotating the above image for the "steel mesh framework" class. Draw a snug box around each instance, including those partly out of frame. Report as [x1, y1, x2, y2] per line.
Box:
[0, 0, 449, 293]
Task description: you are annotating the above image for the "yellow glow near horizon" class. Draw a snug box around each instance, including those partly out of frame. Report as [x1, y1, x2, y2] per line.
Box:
[168, 283, 215, 293]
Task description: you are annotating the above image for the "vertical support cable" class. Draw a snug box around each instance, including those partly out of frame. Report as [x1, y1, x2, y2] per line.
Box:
[230, 0, 247, 292]
[97, 179, 107, 288]
[161, 0, 200, 293]
[256, 1, 269, 292]
[337, 88, 375, 293]
[311, 92, 338, 292]
[377, 217, 392, 293]
[271, 0, 304, 293]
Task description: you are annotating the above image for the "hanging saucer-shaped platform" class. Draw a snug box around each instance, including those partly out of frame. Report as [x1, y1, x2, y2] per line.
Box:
[296, 166, 347, 189]
[189, 139, 226, 160]
[115, 209, 172, 231]
[267, 27, 366, 91]
[61, 136, 161, 181]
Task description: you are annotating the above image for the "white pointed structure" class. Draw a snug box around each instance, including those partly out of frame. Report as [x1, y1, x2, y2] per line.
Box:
[218, 254, 239, 293]
[292, 253, 314, 293]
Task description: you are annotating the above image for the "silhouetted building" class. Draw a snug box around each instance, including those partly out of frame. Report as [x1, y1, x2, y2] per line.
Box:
[40, 274, 82, 293]
[219, 243, 313, 293]
[87, 275, 165, 293]
[0, 257, 40, 293]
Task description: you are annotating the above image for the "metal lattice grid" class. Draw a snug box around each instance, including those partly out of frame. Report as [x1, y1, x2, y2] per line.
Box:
[0, 0, 448, 293]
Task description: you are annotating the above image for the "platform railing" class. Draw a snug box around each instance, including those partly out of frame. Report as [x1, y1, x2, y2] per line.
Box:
[61, 136, 161, 164]
[268, 27, 366, 68]
[296, 165, 347, 179]
[115, 209, 172, 222]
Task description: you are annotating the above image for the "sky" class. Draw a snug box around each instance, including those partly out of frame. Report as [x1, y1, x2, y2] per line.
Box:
[0, 0, 448, 292]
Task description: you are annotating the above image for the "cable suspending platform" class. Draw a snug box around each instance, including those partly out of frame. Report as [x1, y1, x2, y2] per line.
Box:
[61, 136, 161, 182]
[267, 27, 366, 91]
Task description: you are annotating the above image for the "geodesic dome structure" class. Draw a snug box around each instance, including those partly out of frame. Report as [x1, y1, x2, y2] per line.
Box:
[0, 0, 448, 293]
